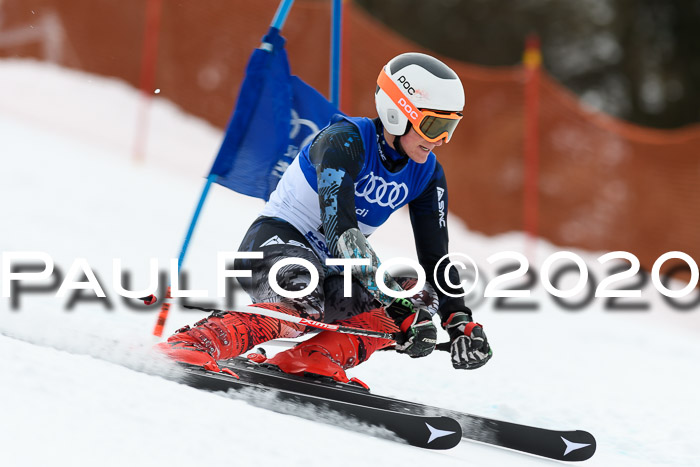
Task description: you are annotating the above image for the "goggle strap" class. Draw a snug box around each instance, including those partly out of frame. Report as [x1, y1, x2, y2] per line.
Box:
[377, 68, 424, 126]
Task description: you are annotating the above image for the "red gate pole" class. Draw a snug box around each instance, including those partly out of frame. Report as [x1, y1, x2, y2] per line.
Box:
[523, 34, 542, 257]
[132, 0, 163, 163]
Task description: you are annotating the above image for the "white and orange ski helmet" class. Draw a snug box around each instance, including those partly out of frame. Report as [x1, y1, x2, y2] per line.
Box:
[375, 52, 465, 143]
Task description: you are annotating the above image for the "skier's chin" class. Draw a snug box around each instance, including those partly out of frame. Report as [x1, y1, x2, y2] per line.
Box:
[408, 149, 430, 164]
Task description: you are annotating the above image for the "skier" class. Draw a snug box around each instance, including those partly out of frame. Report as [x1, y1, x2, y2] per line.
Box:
[158, 52, 492, 382]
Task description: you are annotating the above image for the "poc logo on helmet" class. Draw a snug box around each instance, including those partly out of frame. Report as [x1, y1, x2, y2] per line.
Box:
[397, 75, 415, 95]
[397, 97, 419, 121]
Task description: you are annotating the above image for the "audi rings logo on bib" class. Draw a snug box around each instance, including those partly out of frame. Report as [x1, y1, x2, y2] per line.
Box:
[355, 172, 409, 208]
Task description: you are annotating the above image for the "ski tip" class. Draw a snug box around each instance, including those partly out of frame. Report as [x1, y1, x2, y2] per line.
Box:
[411, 416, 462, 450]
[558, 430, 596, 461]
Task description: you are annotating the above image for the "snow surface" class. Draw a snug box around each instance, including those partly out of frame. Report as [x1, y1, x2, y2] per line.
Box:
[1, 59, 699, 467]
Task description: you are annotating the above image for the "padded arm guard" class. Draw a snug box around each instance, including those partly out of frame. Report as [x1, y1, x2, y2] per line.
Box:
[336, 227, 402, 306]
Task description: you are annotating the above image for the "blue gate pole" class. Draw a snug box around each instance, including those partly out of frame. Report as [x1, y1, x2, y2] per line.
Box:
[272, 0, 295, 29]
[330, 0, 342, 107]
[153, 0, 297, 336]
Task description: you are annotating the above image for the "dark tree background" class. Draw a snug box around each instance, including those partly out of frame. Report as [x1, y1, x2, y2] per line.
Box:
[356, 0, 700, 129]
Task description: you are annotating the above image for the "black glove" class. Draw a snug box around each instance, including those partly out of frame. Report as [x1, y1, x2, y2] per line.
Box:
[443, 312, 492, 369]
[386, 298, 437, 358]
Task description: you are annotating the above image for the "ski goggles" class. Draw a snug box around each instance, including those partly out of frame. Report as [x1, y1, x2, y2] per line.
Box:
[377, 68, 463, 143]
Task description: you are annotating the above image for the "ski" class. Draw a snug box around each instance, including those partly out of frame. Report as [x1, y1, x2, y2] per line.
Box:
[214, 357, 596, 462]
[177, 363, 462, 450]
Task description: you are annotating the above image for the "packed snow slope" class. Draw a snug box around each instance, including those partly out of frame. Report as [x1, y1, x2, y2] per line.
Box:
[1, 60, 699, 467]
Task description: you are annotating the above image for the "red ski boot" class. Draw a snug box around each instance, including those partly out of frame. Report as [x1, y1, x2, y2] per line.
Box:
[259, 307, 399, 384]
[155, 312, 250, 371]
[156, 308, 306, 370]
[264, 331, 360, 384]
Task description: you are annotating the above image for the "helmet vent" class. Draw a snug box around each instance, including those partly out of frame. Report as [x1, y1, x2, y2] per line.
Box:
[388, 53, 457, 80]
